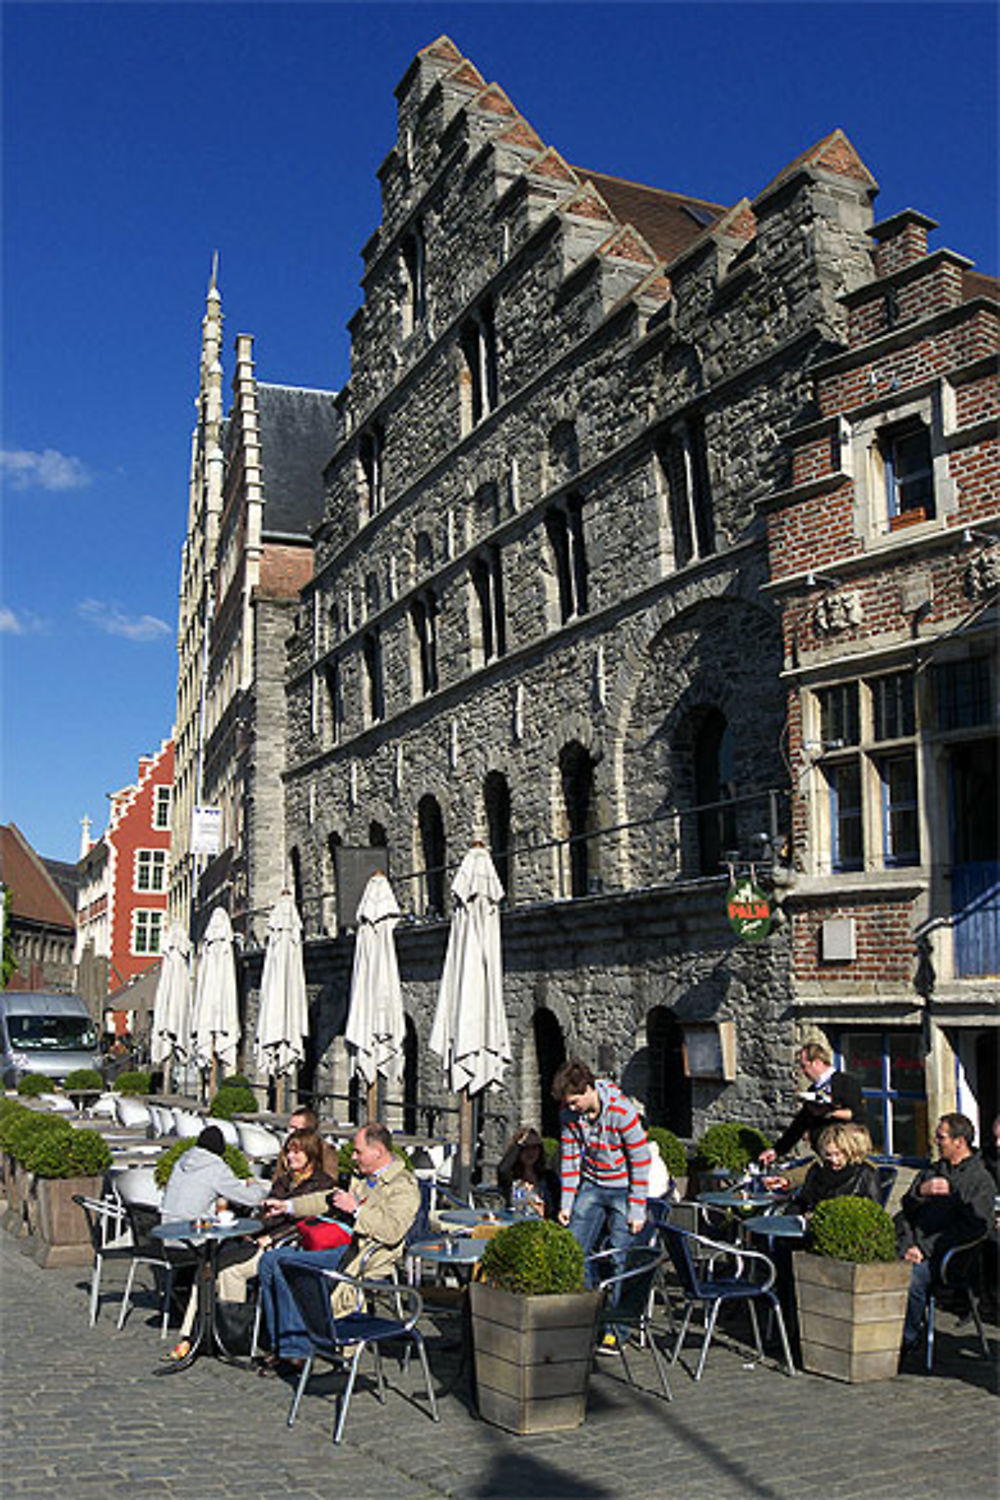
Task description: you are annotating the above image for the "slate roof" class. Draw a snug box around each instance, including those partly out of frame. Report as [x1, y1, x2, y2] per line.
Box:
[570, 168, 727, 266]
[257, 384, 339, 538]
[0, 825, 76, 929]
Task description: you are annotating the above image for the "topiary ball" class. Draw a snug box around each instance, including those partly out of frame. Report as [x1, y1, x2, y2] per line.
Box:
[26, 1126, 111, 1178]
[209, 1085, 257, 1120]
[808, 1196, 897, 1264]
[694, 1121, 771, 1174]
[16, 1075, 48, 1098]
[63, 1068, 104, 1092]
[8, 1110, 72, 1164]
[648, 1126, 688, 1179]
[114, 1071, 151, 1097]
[479, 1217, 586, 1296]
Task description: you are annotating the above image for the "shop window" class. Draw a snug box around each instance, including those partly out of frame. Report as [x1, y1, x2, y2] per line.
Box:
[835, 1030, 928, 1160]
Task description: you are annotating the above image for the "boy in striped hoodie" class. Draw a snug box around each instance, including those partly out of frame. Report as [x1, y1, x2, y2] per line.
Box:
[553, 1059, 651, 1350]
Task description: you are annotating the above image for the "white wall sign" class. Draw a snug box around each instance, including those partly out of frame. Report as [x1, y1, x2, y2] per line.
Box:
[191, 805, 222, 856]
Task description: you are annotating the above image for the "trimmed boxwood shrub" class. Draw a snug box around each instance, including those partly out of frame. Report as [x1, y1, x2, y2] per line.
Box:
[223, 1074, 253, 1091]
[0, 1101, 32, 1150]
[8, 1111, 72, 1164]
[648, 1126, 687, 1179]
[64, 1068, 104, 1091]
[694, 1122, 771, 1175]
[114, 1071, 151, 1097]
[809, 1196, 897, 1264]
[541, 1136, 560, 1170]
[25, 1126, 111, 1178]
[209, 1084, 258, 1120]
[479, 1217, 586, 1296]
[16, 1074, 48, 1098]
[154, 1137, 252, 1189]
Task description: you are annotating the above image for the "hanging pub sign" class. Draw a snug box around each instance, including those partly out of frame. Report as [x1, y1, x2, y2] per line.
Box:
[727, 874, 772, 942]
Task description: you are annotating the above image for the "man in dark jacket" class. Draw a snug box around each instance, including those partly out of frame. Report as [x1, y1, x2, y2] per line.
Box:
[896, 1112, 994, 1349]
[760, 1041, 865, 1165]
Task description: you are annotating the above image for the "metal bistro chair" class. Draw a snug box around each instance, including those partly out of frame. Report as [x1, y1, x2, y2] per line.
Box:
[117, 1200, 197, 1336]
[660, 1223, 795, 1381]
[925, 1232, 992, 1373]
[586, 1244, 673, 1401]
[282, 1262, 439, 1445]
[72, 1193, 135, 1327]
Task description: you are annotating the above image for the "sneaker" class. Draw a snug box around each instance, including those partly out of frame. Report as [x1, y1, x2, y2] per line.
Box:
[597, 1331, 622, 1356]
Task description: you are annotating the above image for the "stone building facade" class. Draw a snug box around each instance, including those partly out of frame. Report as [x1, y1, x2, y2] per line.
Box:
[765, 210, 999, 1149]
[280, 36, 910, 1155]
[168, 267, 339, 945]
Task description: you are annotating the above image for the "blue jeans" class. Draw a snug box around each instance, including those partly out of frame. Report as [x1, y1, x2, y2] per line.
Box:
[258, 1242, 348, 1359]
[903, 1257, 933, 1346]
[568, 1180, 633, 1323]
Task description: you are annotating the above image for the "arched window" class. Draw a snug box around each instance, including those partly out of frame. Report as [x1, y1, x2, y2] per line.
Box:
[484, 771, 512, 900]
[646, 1006, 692, 1137]
[559, 741, 597, 897]
[545, 494, 588, 624]
[694, 709, 737, 876]
[533, 1009, 567, 1141]
[418, 794, 446, 918]
[411, 591, 439, 696]
[369, 821, 388, 852]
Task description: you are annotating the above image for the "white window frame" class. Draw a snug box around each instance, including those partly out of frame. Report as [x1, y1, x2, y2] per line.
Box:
[132, 909, 163, 955]
[847, 385, 957, 544]
[134, 848, 168, 893]
[152, 785, 172, 830]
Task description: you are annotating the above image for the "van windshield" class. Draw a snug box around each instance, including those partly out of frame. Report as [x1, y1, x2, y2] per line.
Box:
[7, 1015, 98, 1051]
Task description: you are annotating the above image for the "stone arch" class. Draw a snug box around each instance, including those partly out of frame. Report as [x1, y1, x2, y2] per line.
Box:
[519, 1006, 567, 1142]
[416, 793, 447, 917]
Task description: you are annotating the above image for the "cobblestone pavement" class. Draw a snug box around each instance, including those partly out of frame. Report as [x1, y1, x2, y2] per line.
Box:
[1, 1230, 996, 1500]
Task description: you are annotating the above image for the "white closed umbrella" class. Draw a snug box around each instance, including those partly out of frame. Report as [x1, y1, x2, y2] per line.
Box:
[345, 873, 405, 1115]
[429, 845, 509, 1193]
[255, 892, 309, 1098]
[192, 906, 240, 1080]
[150, 922, 192, 1085]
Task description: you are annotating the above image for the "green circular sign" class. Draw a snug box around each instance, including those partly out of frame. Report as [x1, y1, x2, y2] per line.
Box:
[727, 878, 772, 942]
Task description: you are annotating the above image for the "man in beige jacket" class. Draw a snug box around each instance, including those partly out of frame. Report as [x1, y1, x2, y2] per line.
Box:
[264, 1121, 419, 1334]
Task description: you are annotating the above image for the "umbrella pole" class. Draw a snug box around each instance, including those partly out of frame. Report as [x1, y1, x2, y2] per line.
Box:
[457, 1089, 475, 1202]
[365, 1078, 379, 1123]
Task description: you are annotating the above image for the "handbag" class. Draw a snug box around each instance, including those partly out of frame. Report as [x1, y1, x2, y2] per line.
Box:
[296, 1217, 352, 1252]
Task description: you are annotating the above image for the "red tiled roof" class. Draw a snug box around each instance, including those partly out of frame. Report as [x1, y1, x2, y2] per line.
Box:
[0, 824, 76, 929]
[571, 168, 728, 265]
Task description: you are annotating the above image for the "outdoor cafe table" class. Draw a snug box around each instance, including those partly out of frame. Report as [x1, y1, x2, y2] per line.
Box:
[740, 1213, 807, 1241]
[408, 1237, 488, 1397]
[151, 1216, 260, 1372]
[697, 1189, 783, 1211]
[437, 1208, 517, 1230]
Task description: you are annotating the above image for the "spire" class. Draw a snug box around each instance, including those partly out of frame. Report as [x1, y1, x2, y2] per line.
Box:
[79, 814, 91, 860]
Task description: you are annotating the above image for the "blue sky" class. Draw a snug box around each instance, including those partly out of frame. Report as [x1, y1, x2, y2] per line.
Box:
[2, 1, 996, 865]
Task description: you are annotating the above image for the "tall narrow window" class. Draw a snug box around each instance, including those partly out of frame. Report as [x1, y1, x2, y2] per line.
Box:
[411, 591, 439, 697]
[363, 630, 385, 723]
[545, 495, 588, 625]
[471, 547, 506, 664]
[401, 221, 426, 336]
[882, 422, 934, 524]
[658, 419, 715, 567]
[827, 761, 863, 872]
[359, 423, 385, 520]
[559, 741, 597, 897]
[459, 300, 498, 429]
[880, 754, 918, 866]
[325, 659, 343, 743]
[694, 709, 737, 876]
[418, 795, 446, 918]
[484, 771, 512, 900]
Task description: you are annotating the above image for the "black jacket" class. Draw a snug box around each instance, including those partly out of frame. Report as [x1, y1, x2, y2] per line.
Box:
[789, 1159, 880, 1216]
[774, 1070, 865, 1158]
[895, 1151, 994, 1269]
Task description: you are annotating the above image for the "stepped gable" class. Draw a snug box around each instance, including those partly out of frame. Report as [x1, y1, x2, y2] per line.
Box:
[573, 168, 727, 265]
[563, 182, 617, 226]
[527, 146, 579, 185]
[598, 224, 660, 267]
[470, 81, 519, 119]
[495, 118, 544, 155]
[445, 58, 486, 91]
[756, 128, 878, 203]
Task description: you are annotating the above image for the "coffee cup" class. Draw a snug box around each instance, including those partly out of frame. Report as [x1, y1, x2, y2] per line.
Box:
[217, 1209, 235, 1225]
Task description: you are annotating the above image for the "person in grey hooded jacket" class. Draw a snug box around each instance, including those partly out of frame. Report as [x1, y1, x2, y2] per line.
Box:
[161, 1126, 269, 1358]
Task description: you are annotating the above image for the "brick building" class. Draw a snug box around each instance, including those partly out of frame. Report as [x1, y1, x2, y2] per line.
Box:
[168, 267, 339, 943]
[277, 36, 937, 1155]
[75, 739, 175, 1036]
[765, 210, 999, 1147]
[0, 823, 77, 993]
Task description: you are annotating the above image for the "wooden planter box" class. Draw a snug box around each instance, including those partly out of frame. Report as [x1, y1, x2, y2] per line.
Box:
[33, 1174, 104, 1268]
[794, 1252, 911, 1383]
[470, 1282, 602, 1434]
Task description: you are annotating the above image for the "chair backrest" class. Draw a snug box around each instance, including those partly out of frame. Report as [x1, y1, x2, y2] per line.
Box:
[236, 1121, 282, 1160]
[660, 1224, 704, 1299]
[172, 1108, 203, 1137]
[283, 1260, 344, 1353]
[874, 1163, 897, 1209]
[592, 1244, 665, 1324]
[406, 1177, 434, 1250]
[113, 1165, 163, 1208]
[213, 1117, 239, 1147]
[116, 1097, 152, 1131]
[72, 1194, 118, 1254]
[123, 1199, 163, 1254]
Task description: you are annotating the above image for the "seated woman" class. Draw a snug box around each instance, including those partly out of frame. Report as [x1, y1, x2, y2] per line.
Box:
[497, 1127, 559, 1218]
[771, 1122, 880, 1216]
[215, 1127, 336, 1307]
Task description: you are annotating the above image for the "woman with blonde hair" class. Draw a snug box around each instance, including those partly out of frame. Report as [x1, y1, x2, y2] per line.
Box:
[778, 1122, 880, 1216]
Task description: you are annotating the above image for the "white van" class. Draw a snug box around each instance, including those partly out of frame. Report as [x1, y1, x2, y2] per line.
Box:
[0, 992, 102, 1086]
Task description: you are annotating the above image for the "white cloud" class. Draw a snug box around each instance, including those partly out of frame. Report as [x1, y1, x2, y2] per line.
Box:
[0, 605, 47, 635]
[78, 598, 170, 643]
[1, 448, 92, 492]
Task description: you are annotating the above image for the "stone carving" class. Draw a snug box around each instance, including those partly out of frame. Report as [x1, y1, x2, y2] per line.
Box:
[812, 590, 862, 634]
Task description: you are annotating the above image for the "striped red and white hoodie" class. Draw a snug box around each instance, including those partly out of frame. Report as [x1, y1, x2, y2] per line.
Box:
[559, 1079, 651, 1225]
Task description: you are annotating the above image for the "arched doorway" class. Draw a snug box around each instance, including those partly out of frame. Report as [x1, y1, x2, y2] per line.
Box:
[646, 1005, 692, 1136]
[533, 1008, 567, 1141]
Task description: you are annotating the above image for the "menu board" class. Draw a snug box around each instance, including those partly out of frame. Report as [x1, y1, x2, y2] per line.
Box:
[683, 1021, 736, 1080]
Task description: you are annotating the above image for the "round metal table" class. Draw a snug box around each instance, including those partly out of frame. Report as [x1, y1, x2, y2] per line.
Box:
[151, 1216, 261, 1371]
